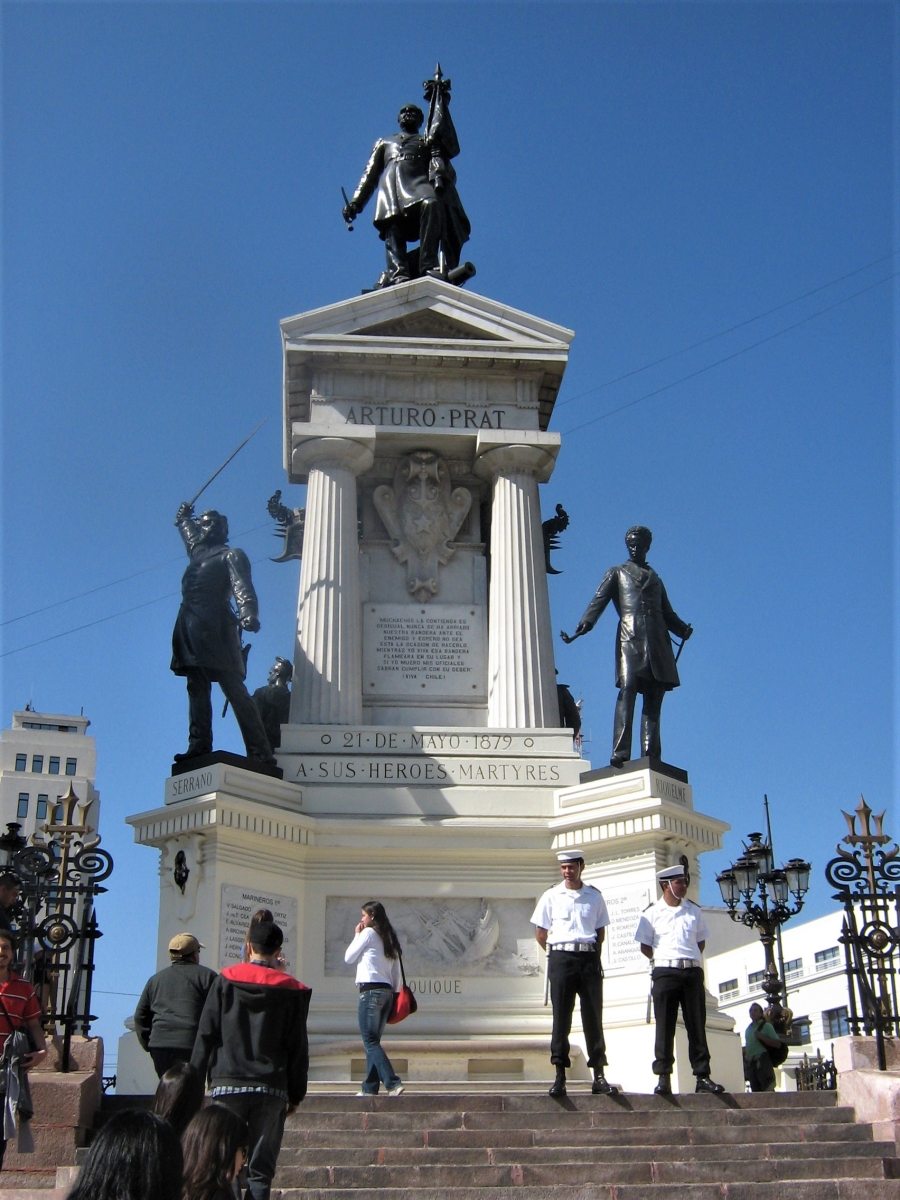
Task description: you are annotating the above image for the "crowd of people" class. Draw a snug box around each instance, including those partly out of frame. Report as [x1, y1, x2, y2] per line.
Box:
[0, 857, 789, 1199]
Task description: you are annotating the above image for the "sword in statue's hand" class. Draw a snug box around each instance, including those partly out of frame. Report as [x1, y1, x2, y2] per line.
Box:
[341, 187, 355, 231]
[671, 624, 693, 663]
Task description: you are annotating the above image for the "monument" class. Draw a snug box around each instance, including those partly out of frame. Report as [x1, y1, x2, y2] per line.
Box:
[120, 70, 742, 1095]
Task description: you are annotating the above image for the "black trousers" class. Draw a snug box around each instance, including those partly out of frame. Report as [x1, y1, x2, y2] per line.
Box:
[185, 668, 273, 761]
[149, 1046, 192, 1078]
[746, 1052, 776, 1091]
[216, 1092, 288, 1200]
[613, 680, 666, 761]
[651, 966, 710, 1077]
[383, 198, 442, 281]
[548, 949, 607, 1069]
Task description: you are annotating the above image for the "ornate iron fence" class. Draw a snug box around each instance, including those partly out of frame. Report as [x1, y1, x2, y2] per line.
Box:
[824, 796, 899, 1070]
[795, 1046, 837, 1091]
[0, 783, 113, 1071]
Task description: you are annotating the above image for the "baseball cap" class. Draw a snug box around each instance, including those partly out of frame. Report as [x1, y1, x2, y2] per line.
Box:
[168, 933, 203, 957]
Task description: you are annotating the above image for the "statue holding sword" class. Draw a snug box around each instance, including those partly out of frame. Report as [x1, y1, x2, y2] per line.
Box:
[560, 526, 692, 767]
[170, 421, 276, 767]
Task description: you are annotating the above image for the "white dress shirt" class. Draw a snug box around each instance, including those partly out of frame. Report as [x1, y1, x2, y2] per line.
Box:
[634, 897, 709, 960]
[344, 927, 402, 990]
[530, 881, 609, 943]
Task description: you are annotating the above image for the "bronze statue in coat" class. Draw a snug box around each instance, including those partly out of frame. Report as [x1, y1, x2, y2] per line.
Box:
[171, 504, 275, 765]
[342, 69, 470, 287]
[562, 527, 692, 766]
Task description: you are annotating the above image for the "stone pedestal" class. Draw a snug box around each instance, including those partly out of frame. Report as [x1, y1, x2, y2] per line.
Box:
[125, 281, 738, 1091]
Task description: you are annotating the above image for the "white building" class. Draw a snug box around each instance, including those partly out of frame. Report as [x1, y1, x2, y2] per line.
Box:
[0, 710, 99, 841]
[705, 908, 853, 1084]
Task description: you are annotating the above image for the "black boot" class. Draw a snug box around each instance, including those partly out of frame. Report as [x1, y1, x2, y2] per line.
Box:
[548, 1067, 566, 1098]
[592, 1068, 618, 1095]
[695, 1075, 725, 1094]
[654, 1074, 672, 1095]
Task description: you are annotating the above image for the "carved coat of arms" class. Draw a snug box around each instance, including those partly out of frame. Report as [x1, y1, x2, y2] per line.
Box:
[373, 451, 471, 602]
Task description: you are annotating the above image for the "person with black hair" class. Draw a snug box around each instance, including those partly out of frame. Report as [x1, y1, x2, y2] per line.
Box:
[344, 901, 404, 1097]
[192, 920, 311, 1200]
[182, 1103, 249, 1200]
[152, 1061, 205, 1139]
[67, 1109, 182, 1200]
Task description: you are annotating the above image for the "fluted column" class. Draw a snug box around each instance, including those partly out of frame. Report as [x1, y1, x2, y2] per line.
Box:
[475, 435, 560, 728]
[289, 436, 374, 725]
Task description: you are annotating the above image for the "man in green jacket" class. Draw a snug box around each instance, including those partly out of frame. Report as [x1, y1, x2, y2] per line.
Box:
[134, 933, 217, 1077]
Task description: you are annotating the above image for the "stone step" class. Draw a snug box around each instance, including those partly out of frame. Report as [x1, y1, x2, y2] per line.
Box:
[295, 1091, 840, 1114]
[278, 1140, 899, 1168]
[0, 1169, 57, 1191]
[283, 1106, 858, 1132]
[273, 1156, 900, 1189]
[276, 1183, 900, 1200]
[281, 1120, 878, 1150]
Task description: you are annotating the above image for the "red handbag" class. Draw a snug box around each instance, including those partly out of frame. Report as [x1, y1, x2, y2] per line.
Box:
[387, 953, 417, 1024]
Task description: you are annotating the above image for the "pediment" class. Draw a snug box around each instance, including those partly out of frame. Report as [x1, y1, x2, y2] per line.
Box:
[362, 310, 501, 341]
[281, 276, 574, 350]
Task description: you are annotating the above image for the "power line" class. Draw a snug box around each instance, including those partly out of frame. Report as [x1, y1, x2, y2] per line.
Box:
[561, 270, 897, 436]
[1, 522, 273, 629]
[555, 250, 899, 410]
[0, 553, 282, 659]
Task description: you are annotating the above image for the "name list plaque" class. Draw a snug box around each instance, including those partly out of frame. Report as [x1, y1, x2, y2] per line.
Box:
[363, 603, 487, 699]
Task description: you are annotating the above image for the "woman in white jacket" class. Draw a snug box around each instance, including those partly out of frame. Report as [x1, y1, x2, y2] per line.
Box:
[344, 901, 404, 1096]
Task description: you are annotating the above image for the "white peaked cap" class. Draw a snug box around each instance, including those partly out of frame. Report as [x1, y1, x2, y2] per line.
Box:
[657, 864, 687, 881]
[557, 849, 584, 863]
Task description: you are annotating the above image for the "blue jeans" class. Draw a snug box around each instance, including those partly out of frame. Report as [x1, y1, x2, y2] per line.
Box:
[358, 987, 402, 1094]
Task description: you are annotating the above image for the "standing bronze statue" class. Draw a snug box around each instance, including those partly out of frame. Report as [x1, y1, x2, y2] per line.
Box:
[171, 503, 275, 766]
[561, 527, 692, 767]
[342, 65, 471, 288]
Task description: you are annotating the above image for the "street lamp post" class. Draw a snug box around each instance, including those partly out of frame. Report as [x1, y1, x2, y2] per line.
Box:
[716, 830, 811, 1033]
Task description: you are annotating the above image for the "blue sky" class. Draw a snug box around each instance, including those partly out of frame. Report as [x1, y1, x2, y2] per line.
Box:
[2, 2, 896, 1068]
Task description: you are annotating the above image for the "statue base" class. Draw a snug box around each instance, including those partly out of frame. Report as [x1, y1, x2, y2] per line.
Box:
[580, 757, 688, 785]
[170, 750, 283, 781]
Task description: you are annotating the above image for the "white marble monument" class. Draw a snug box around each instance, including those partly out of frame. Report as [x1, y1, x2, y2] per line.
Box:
[121, 279, 742, 1094]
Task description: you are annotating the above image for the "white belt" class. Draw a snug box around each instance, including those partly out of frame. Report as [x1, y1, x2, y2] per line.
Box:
[655, 958, 702, 969]
[549, 941, 597, 953]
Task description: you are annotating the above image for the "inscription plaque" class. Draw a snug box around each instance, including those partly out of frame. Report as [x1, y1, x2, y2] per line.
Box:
[602, 885, 654, 973]
[363, 603, 486, 698]
[219, 884, 297, 974]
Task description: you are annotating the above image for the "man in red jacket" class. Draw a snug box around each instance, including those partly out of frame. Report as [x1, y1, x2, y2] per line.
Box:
[192, 921, 311, 1200]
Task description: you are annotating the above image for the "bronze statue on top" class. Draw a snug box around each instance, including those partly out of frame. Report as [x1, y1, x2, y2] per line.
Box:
[561, 527, 692, 767]
[171, 503, 275, 766]
[342, 65, 473, 289]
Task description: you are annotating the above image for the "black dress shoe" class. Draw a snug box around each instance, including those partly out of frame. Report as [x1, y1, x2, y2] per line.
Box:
[653, 1075, 672, 1095]
[548, 1070, 566, 1098]
[592, 1073, 619, 1095]
[695, 1076, 725, 1094]
[174, 746, 211, 762]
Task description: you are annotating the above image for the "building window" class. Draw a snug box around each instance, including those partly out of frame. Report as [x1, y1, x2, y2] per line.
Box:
[32, 755, 44, 773]
[823, 1006, 850, 1039]
[65, 758, 77, 776]
[48, 757, 60, 775]
[793, 1016, 812, 1044]
[784, 958, 803, 982]
[748, 970, 766, 994]
[14, 755, 26, 772]
[53, 802, 64, 822]
[718, 978, 740, 1000]
[815, 947, 841, 972]
[36, 795, 48, 820]
[17, 794, 28, 819]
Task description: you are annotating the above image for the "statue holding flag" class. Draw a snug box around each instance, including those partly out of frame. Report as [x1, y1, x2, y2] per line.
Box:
[342, 65, 473, 288]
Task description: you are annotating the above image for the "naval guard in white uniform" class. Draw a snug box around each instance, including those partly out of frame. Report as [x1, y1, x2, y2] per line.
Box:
[531, 850, 618, 1097]
[635, 863, 726, 1095]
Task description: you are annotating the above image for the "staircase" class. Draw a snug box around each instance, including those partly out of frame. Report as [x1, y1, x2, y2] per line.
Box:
[274, 1088, 900, 1199]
